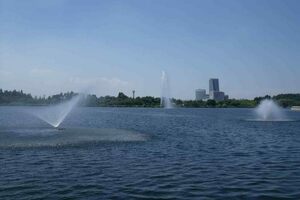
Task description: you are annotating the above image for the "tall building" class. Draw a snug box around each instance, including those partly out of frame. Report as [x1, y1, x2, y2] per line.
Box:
[209, 78, 219, 92]
[195, 78, 228, 102]
[210, 91, 225, 101]
[209, 78, 227, 101]
[195, 89, 208, 100]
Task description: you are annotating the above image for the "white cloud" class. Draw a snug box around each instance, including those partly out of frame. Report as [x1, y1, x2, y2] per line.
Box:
[68, 76, 129, 87]
[0, 65, 132, 97]
[0, 69, 13, 77]
[99, 77, 129, 87]
[29, 68, 56, 76]
[67, 76, 131, 96]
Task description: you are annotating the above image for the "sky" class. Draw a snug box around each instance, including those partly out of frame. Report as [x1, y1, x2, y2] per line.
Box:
[1, 0, 300, 99]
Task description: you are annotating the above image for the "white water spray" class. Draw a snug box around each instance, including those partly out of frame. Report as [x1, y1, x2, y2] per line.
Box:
[33, 94, 83, 127]
[161, 71, 173, 109]
[255, 99, 286, 121]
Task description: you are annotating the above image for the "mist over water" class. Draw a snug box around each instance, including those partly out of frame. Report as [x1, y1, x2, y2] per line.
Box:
[161, 71, 173, 109]
[255, 99, 287, 121]
[32, 94, 83, 127]
[0, 127, 147, 148]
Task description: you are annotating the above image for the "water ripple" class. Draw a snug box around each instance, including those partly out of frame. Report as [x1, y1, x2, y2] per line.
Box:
[1, 107, 300, 199]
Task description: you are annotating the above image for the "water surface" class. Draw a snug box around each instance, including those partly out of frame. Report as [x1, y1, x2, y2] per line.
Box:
[1, 107, 300, 199]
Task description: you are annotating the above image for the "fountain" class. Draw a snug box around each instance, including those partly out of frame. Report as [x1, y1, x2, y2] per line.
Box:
[33, 94, 83, 128]
[0, 93, 149, 148]
[255, 99, 287, 121]
[161, 71, 173, 109]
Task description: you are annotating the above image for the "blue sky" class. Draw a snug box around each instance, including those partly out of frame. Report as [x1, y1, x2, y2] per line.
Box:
[1, 0, 300, 99]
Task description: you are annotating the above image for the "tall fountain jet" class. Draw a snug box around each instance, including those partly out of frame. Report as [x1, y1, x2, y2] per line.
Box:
[161, 71, 173, 109]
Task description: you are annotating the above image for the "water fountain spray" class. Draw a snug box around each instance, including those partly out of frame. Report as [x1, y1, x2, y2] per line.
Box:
[255, 99, 286, 121]
[161, 71, 173, 109]
[33, 94, 83, 128]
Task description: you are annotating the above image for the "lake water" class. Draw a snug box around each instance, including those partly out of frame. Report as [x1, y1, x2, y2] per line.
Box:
[1, 107, 300, 199]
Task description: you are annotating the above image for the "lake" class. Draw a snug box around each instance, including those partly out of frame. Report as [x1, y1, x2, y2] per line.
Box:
[1, 107, 300, 199]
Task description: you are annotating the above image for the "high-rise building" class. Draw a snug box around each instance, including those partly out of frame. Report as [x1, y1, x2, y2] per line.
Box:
[209, 78, 219, 92]
[195, 78, 228, 102]
[209, 78, 227, 101]
[210, 91, 225, 101]
[195, 89, 208, 100]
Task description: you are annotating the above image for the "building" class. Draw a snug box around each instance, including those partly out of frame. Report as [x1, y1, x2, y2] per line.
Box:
[208, 78, 227, 101]
[210, 91, 225, 102]
[209, 78, 220, 92]
[195, 89, 208, 101]
[195, 78, 228, 102]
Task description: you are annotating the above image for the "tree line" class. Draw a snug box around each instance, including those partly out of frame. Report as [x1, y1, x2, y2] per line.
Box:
[0, 89, 300, 108]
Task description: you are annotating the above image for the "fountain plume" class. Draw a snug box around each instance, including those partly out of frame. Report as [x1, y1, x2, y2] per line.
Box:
[33, 94, 83, 127]
[161, 71, 173, 109]
[255, 99, 286, 121]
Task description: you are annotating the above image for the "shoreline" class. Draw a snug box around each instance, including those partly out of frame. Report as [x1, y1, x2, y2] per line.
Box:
[0, 104, 264, 109]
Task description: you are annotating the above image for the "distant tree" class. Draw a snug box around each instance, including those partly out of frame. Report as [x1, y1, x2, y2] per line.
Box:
[85, 94, 98, 106]
[117, 92, 128, 99]
[1, 88, 300, 108]
[207, 100, 216, 107]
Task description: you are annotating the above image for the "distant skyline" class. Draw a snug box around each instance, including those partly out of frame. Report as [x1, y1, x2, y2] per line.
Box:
[1, 0, 300, 99]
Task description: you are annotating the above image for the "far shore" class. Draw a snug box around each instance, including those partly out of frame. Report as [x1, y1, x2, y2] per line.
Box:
[1, 89, 300, 108]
